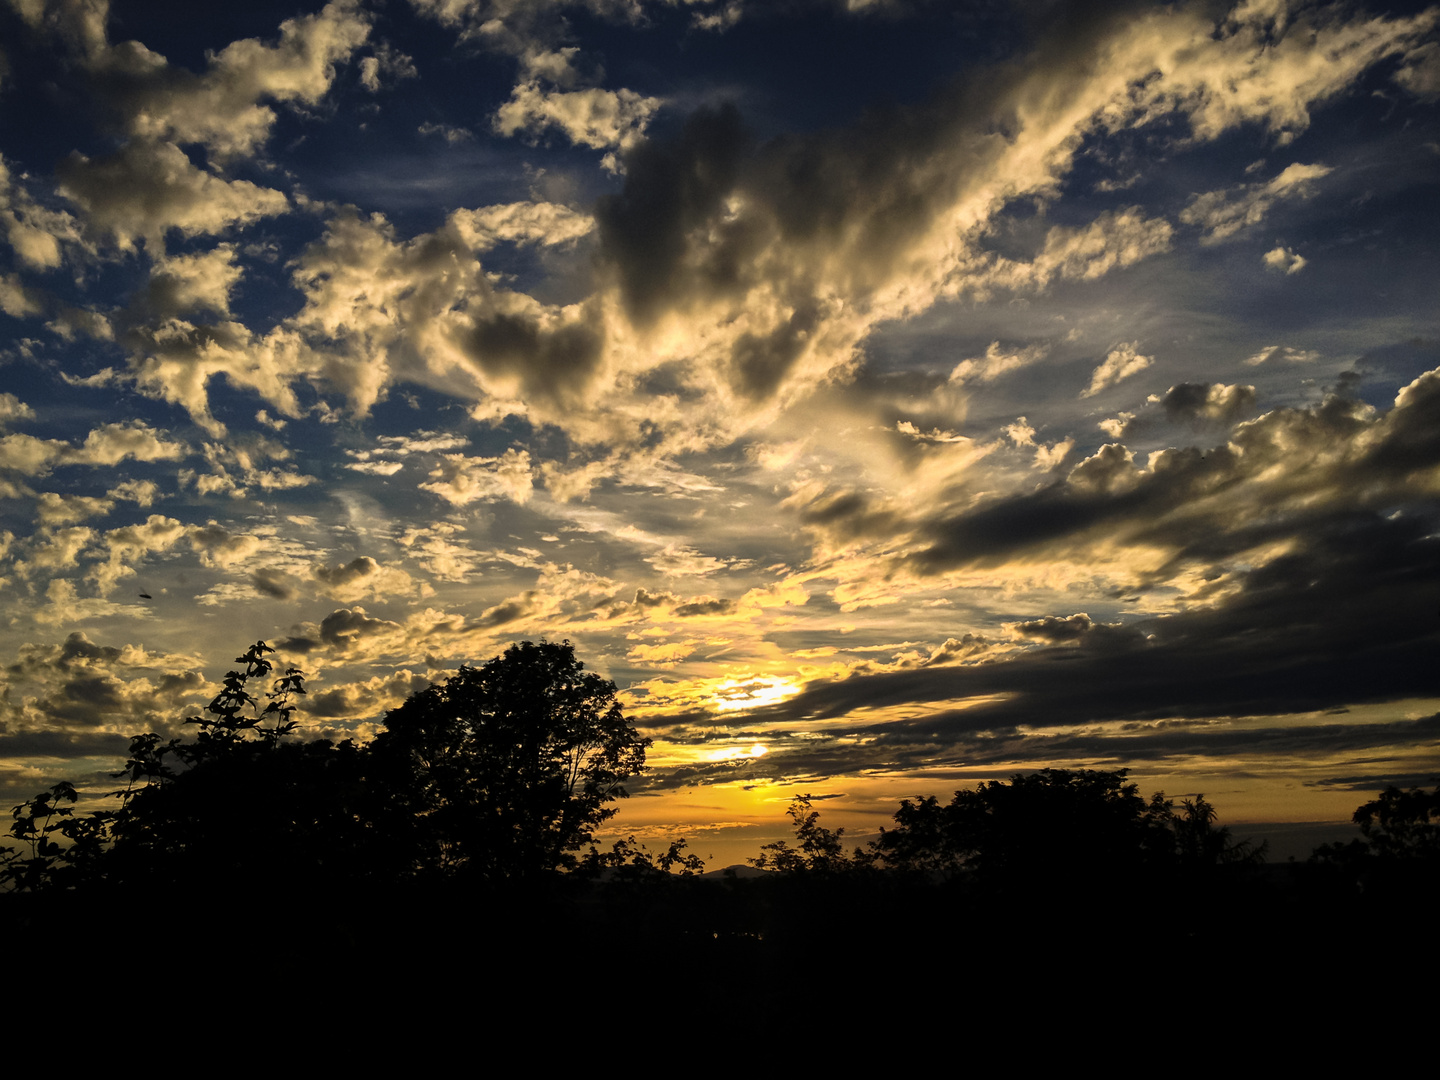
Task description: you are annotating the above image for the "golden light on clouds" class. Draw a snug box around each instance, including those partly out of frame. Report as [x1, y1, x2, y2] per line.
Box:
[1, 0, 1437, 867]
[711, 675, 803, 714]
[707, 743, 768, 763]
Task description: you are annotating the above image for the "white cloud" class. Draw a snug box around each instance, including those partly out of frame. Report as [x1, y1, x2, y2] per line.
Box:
[21, 0, 1426, 474]
[344, 459, 405, 476]
[113, 0, 372, 160]
[420, 448, 535, 505]
[57, 140, 289, 252]
[74, 422, 187, 467]
[0, 153, 83, 270]
[1122, 4, 1437, 144]
[34, 491, 114, 527]
[14, 525, 95, 579]
[108, 479, 160, 506]
[1244, 344, 1320, 366]
[0, 421, 185, 477]
[145, 246, 243, 317]
[1262, 245, 1307, 274]
[451, 201, 594, 250]
[494, 82, 661, 152]
[34, 577, 145, 626]
[398, 524, 483, 582]
[1007, 416, 1073, 470]
[185, 521, 264, 569]
[418, 121, 474, 144]
[87, 515, 191, 594]
[378, 433, 472, 455]
[0, 272, 45, 318]
[1395, 39, 1440, 101]
[123, 320, 308, 437]
[359, 43, 418, 93]
[1029, 208, 1175, 284]
[1032, 438, 1074, 471]
[177, 437, 312, 497]
[0, 393, 34, 427]
[951, 342, 1049, 385]
[1181, 162, 1332, 243]
[1082, 343, 1153, 398]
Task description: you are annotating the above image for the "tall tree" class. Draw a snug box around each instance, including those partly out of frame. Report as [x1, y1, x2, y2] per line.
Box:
[370, 640, 649, 881]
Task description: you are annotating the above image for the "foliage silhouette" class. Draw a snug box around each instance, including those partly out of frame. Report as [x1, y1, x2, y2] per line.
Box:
[748, 795, 858, 874]
[2, 638, 656, 894]
[0, 642, 375, 895]
[1351, 782, 1439, 861]
[1310, 780, 1440, 886]
[586, 836, 707, 880]
[1173, 794, 1266, 867]
[369, 639, 650, 882]
[745, 770, 1266, 888]
[1, 781, 109, 892]
[868, 768, 1178, 882]
[101, 643, 380, 894]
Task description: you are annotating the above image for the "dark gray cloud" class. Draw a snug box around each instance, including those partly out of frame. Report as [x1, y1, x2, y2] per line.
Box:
[250, 567, 299, 600]
[729, 298, 822, 401]
[478, 595, 535, 628]
[1010, 613, 1093, 643]
[456, 308, 606, 408]
[1159, 382, 1257, 426]
[0, 731, 130, 759]
[303, 669, 432, 720]
[3, 0, 1437, 849]
[738, 712, 1440, 795]
[758, 511, 1440, 738]
[596, 103, 752, 328]
[56, 631, 123, 668]
[672, 596, 736, 618]
[318, 607, 401, 649]
[0, 632, 209, 739]
[906, 378, 1440, 577]
[1110, 382, 1259, 439]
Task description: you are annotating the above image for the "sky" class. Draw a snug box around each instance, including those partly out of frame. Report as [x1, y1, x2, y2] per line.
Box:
[1, 0, 1437, 866]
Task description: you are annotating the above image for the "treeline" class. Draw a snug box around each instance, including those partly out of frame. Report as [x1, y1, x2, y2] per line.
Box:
[1, 639, 665, 896]
[3, 640, 1436, 1000]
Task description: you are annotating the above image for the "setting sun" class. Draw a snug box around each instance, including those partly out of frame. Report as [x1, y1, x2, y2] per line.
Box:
[0, 0, 1436, 870]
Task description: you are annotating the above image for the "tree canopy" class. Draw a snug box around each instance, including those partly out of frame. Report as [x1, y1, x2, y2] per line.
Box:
[1, 638, 651, 894]
[369, 639, 649, 881]
[868, 768, 1178, 880]
[749, 768, 1265, 883]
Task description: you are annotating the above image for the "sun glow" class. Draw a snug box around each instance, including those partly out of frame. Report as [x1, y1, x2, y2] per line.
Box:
[710, 676, 802, 713]
[707, 743, 769, 762]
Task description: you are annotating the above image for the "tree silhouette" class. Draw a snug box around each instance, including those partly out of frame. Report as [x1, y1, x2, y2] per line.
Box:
[1173, 794, 1266, 866]
[102, 642, 380, 896]
[0, 642, 380, 896]
[3, 639, 654, 895]
[370, 640, 650, 881]
[869, 768, 1177, 881]
[749, 795, 855, 873]
[1351, 782, 1440, 861]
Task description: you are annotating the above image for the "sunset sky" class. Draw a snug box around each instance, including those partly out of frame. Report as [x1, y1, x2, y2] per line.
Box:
[2, 0, 1437, 866]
